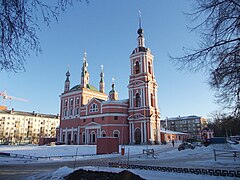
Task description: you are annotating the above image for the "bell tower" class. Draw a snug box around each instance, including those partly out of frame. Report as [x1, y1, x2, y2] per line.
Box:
[128, 12, 161, 144]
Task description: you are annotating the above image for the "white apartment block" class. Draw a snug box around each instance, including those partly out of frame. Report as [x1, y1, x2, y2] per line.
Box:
[0, 106, 59, 144]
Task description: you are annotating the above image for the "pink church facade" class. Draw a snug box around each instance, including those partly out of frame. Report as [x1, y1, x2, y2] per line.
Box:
[57, 21, 161, 145]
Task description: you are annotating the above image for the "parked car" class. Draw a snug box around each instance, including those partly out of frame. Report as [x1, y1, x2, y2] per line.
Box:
[178, 142, 195, 151]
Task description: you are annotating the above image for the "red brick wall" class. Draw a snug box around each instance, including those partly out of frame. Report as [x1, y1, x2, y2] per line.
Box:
[97, 137, 119, 154]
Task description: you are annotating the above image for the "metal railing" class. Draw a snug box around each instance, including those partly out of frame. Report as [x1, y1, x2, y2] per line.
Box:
[213, 149, 240, 161]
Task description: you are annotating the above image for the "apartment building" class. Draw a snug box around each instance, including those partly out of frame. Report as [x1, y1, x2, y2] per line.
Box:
[160, 115, 208, 139]
[0, 106, 59, 144]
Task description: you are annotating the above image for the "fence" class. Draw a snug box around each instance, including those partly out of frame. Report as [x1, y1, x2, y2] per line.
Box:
[213, 149, 240, 161]
[109, 162, 240, 178]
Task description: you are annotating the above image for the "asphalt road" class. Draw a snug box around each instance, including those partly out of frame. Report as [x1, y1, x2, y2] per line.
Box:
[0, 156, 125, 180]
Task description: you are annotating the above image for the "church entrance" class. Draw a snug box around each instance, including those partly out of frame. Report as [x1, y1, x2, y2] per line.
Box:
[134, 129, 141, 144]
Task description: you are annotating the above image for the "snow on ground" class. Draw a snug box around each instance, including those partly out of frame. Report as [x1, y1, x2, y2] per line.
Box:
[28, 166, 236, 180]
[1, 143, 240, 179]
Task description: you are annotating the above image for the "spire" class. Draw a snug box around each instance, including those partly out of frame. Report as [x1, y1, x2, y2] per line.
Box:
[99, 65, 105, 93]
[64, 67, 71, 92]
[109, 77, 118, 100]
[137, 10, 145, 47]
[138, 10, 142, 29]
[111, 77, 115, 92]
[100, 65, 104, 82]
[81, 50, 90, 88]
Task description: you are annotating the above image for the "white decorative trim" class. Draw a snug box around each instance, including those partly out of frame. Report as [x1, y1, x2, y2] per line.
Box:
[101, 124, 129, 127]
[62, 128, 78, 132]
[80, 113, 128, 119]
[102, 106, 128, 109]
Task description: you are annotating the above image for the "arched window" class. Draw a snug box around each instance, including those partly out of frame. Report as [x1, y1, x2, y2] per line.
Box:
[82, 132, 85, 143]
[151, 93, 154, 107]
[148, 61, 152, 74]
[90, 131, 96, 143]
[113, 130, 120, 138]
[101, 131, 106, 137]
[75, 108, 79, 115]
[135, 61, 140, 74]
[90, 103, 98, 112]
[74, 133, 77, 144]
[62, 134, 65, 143]
[135, 93, 141, 107]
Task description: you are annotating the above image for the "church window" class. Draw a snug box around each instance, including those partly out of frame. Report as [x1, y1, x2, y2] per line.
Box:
[76, 98, 80, 105]
[62, 134, 65, 142]
[135, 61, 140, 74]
[113, 130, 120, 138]
[70, 98, 73, 106]
[83, 119, 86, 122]
[76, 108, 79, 115]
[135, 93, 141, 107]
[151, 93, 154, 107]
[82, 132, 85, 143]
[90, 103, 98, 112]
[114, 116, 118, 120]
[69, 108, 73, 116]
[91, 132, 96, 143]
[102, 117, 105, 121]
[148, 61, 152, 74]
[92, 118, 94, 122]
[101, 131, 106, 137]
[65, 100, 68, 107]
[64, 109, 67, 116]
[74, 133, 77, 144]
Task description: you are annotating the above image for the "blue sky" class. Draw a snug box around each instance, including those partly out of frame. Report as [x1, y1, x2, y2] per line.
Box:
[0, 1, 220, 119]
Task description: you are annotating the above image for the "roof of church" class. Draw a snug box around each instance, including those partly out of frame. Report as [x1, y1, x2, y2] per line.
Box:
[70, 84, 99, 92]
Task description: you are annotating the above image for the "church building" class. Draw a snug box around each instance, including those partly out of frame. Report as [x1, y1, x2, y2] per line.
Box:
[58, 18, 161, 145]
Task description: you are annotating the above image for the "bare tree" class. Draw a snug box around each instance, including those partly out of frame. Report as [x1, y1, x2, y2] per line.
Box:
[171, 0, 240, 116]
[0, 0, 88, 72]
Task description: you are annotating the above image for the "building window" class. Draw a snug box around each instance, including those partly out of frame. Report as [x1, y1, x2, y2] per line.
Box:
[69, 109, 73, 116]
[135, 93, 141, 107]
[65, 100, 68, 106]
[151, 93, 154, 107]
[195, 119, 200, 123]
[70, 99, 73, 106]
[76, 108, 79, 115]
[64, 109, 67, 117]
[102, 117, 105, 121]
[101, 131, 106, 137]
[113, 130, 120, 138]
[91, 132, 96, 143]
[90, 103, 98, 112]
[114, 116, 118, 120]
[74, 133, 77, 144]
[82, 132, 85, 143]
[92, 118, 94, 122]
[148, 61, 152, 74]
[76, 98, 80, 105]
[83, 119, 86, 122]
[135, 61, 140, 74]
[62, 134, 65, 142]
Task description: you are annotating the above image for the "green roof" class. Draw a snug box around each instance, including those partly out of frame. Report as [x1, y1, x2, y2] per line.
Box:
[70, 84, 81, 91]
[70, 84, 99, 92]
[86, 84, 98, 92]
